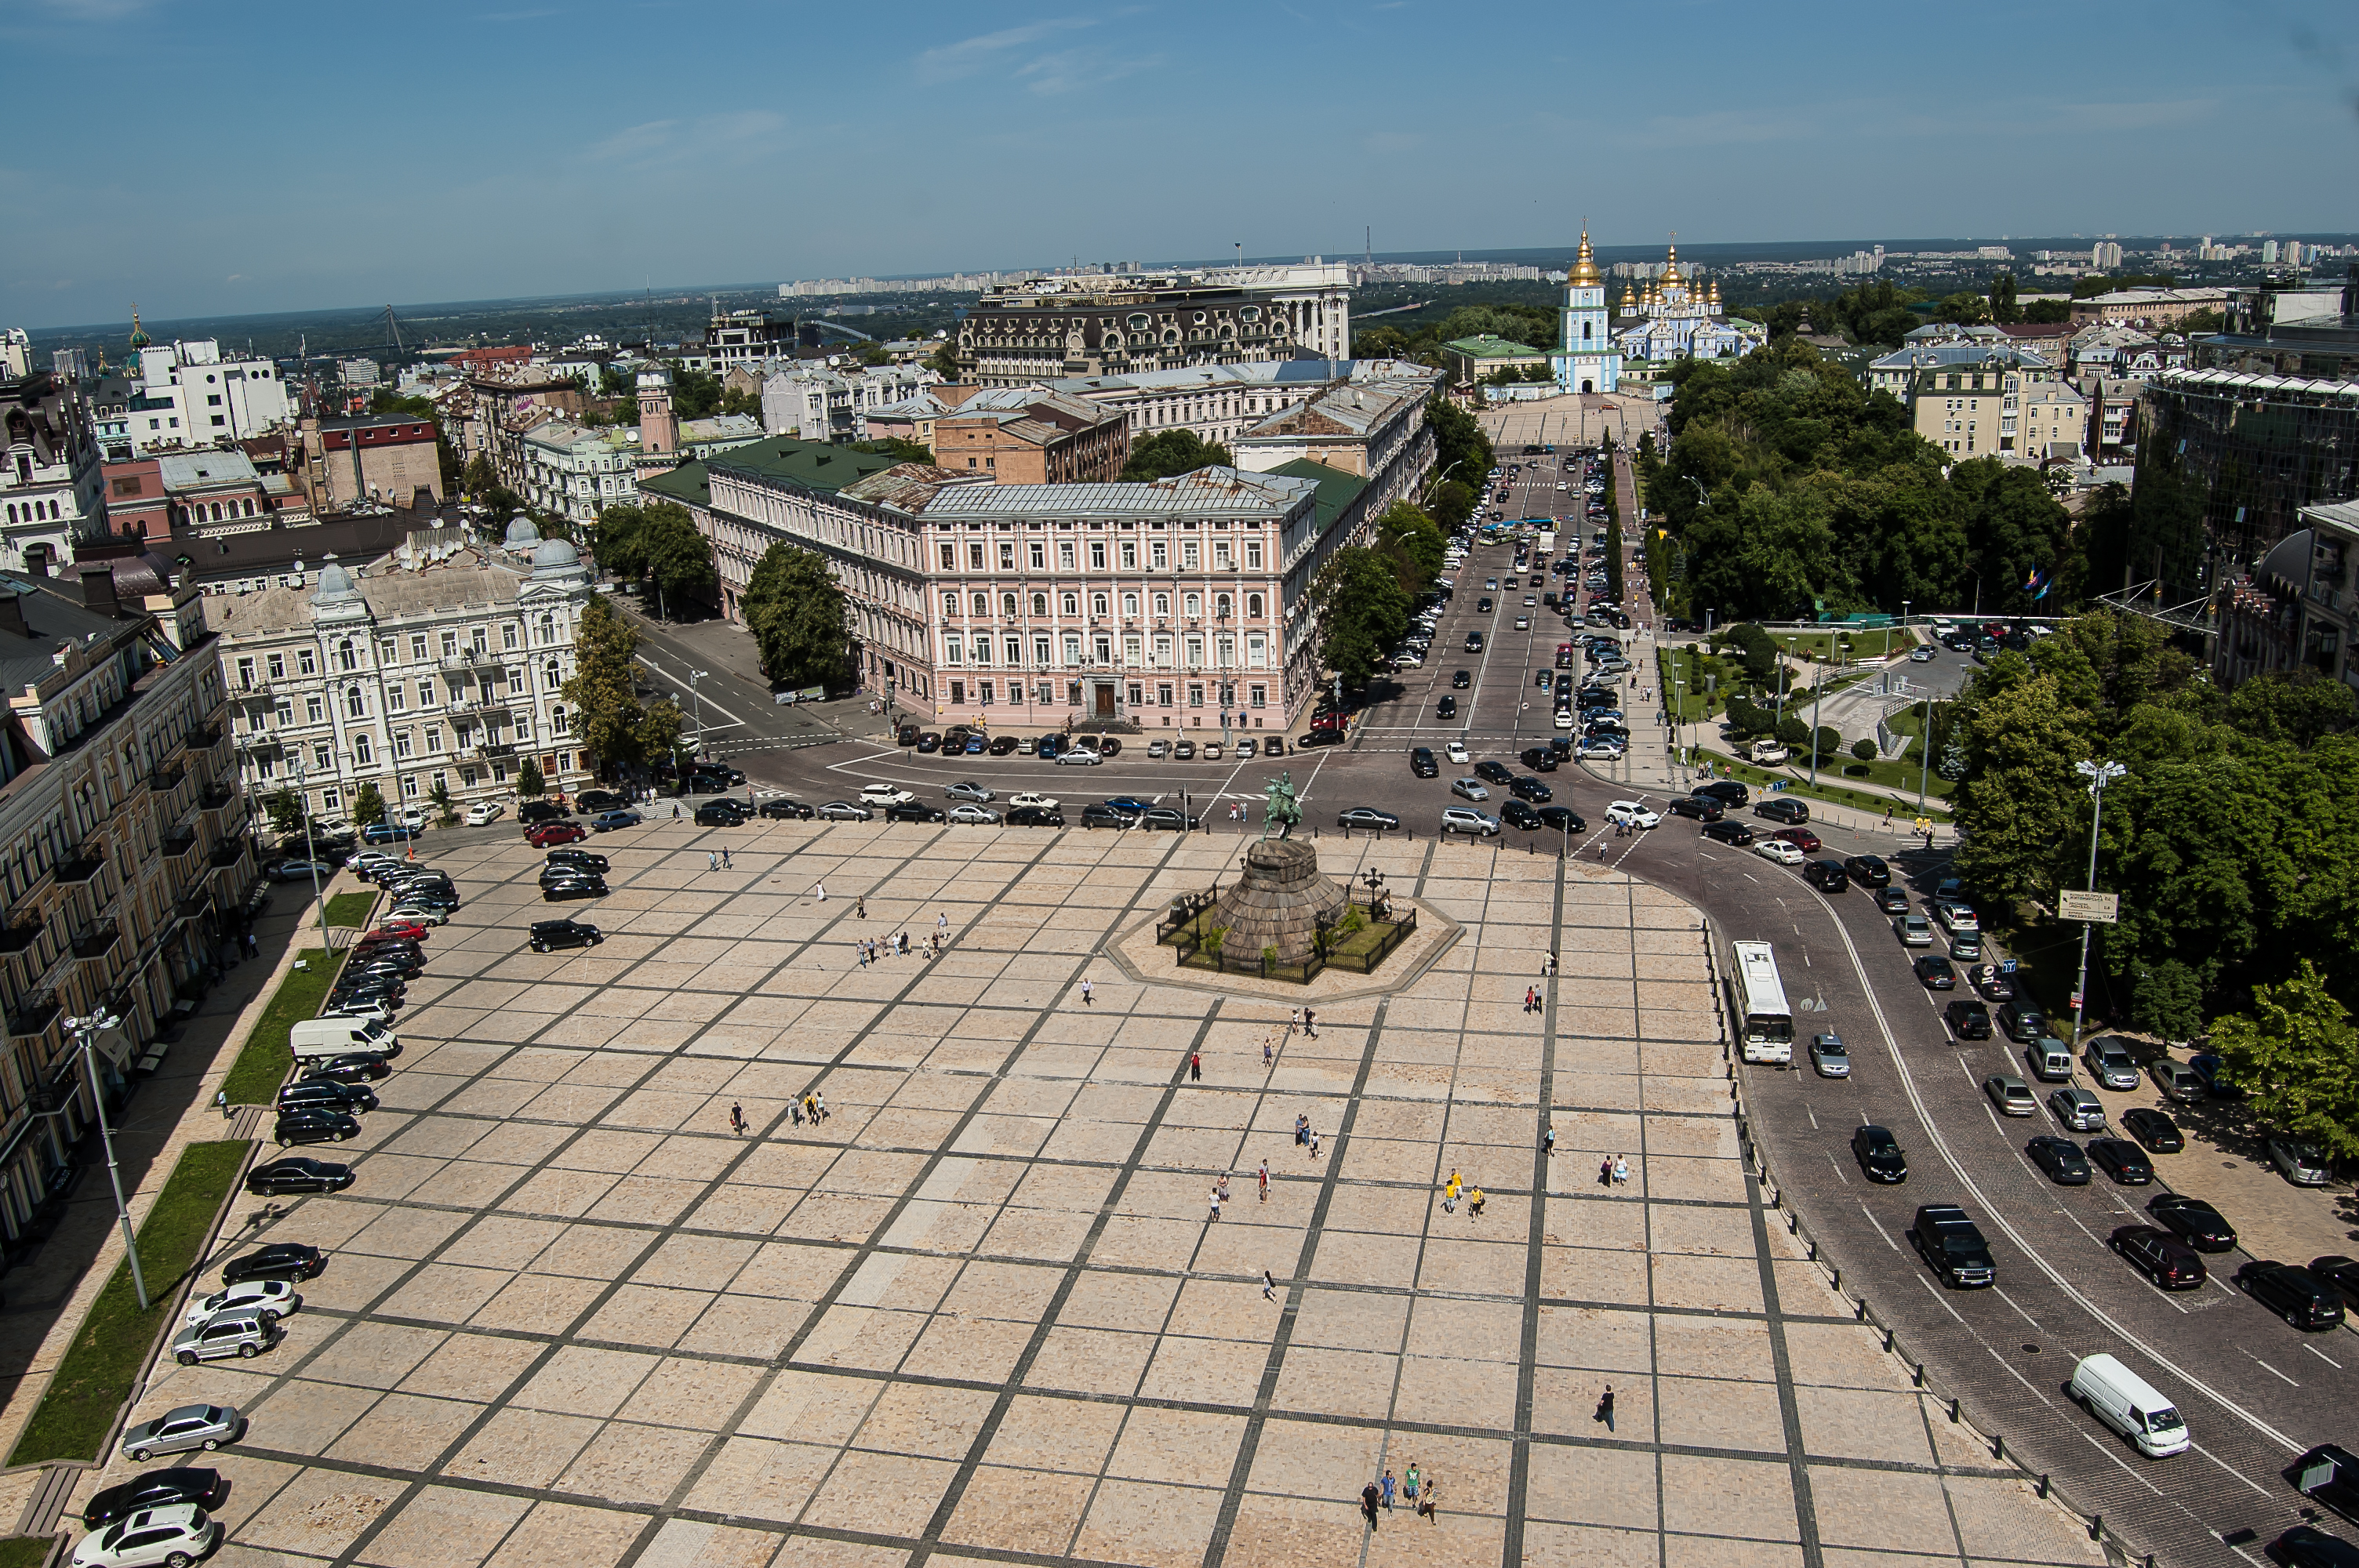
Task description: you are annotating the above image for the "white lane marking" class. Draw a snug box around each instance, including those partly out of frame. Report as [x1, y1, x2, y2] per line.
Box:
[2078, 1427, 2166, 1495]
[1790, 878, 2309, 1457]
[1825, 1149, 1848, 1185]
[2192, 1443, 2272, 1496]
[1990, 1285, 2044, 1331]
[635, 655, 749, 732]
[1858, 1203, 1899, 1250]
[1914, 1272, 1965, 1323]
[2305, 1343, 2343, 1368]
[2240, 1349, 2297, 1387]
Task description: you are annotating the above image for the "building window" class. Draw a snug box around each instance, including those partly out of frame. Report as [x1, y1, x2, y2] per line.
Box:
[1121, 592, 1140, 618]
[502, 622, 520, 651]
[1245, 592, 1265, 618]
[267, 653, 285, 680]
[409, 634, 427, 662]
[1029, 541, 1045, 570]
[1089, 541, 1107, 570]
[1183, 593, 1202, 619]
[387, 684, 405, 713]
[354, 734, 374, 764]
[1060, 592, 1078, 616]
[1214, 593, 1233, 619]
[297, 648, 317, 676]
[949, 680, 965, 704]
[1246, 539, 1263, 569]
[1153, 592, 1171, 617]
[1121, 541, 1138, 569]
[440, 631, 458, 658]
[1151, 542, 1168, 569]
[1247, 633, 1268, 668]
[979, 681, 994, 706]
[394, 730, 413, 758]
[1091, 593, 1109, 617]
[1033, 635, 1051, 666]
[1249, 684, 1267, 708]
[305, 695, 324, 723]
[402, 775, 419, 799]
[1062, 634, 1081, 666]
[313, 743, 333, 770]
[426, 728, 444, 753]
[1030, 592, 1048, 615]
[998, 542, 1016, 570]
[346, 685, 366, 717]
[552, 706, 569, 736]
[944, 635, 963, 666]
[1188, 682, 1205, 707]
[336, 640, 357, 672]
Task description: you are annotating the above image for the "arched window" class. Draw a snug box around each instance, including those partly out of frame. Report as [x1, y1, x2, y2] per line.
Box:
[551, 706, 570, 736]
[336, 640, 357, 671]
[543, 659, 561, 688]
[1090, 593, 1109, 618]
[537, 613, 555, 644]
[1030, 592, 1048, 615]
[943, 590, 959, 615]
[999, 592, 1016, 618]
[353, 734, 373, 764]
[1583, 321, 1592, 340]
[1246, 593, 1265, 619]
[1060, 592, 1078, 616]
[345, 685, 366, 717]
[1214, 593, 1234, 619]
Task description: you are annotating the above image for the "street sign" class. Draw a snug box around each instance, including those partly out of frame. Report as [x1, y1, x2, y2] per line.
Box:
[2069, 993, 2083, 1011]
[2058, 890, 2119, 924]
[2000, 959, 2019, 975]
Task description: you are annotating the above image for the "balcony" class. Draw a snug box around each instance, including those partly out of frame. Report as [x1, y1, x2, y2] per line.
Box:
[209, 838, 249, 869]
[150, 763, 187, 793]
[71, 920, 120, 960]
[440, 651, 483, 671]
[175, 887, 213, 920]
[184, 723, 224, 750]
[8, 991, 60, 1039]
[200, 782, 236, 810]
[0, 920, 43, 956]
[234, 681, 273, 699]
[161, 828, 199, 861]
[477, 742, 518, 759]
[55, 852, 104, 884]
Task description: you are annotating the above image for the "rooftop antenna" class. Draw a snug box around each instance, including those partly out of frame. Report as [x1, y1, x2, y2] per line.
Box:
[1365, 227, 1372, 267]
[1236, 241, 1242, 267]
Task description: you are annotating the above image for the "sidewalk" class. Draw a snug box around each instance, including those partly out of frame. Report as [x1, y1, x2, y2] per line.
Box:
[0, 880, 353, 1479]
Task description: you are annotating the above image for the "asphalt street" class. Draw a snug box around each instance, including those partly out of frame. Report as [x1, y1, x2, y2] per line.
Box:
[619, 453, 2351, 1568]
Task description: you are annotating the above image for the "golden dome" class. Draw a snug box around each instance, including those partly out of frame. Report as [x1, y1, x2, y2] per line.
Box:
[1619, 283, 1638, 309]
[1660, 241, 1685, 285]
[1568, 229, 1601, 287]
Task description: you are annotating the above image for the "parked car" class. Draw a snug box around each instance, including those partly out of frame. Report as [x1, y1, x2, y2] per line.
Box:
[2087, 1138, 2154, 1185]
[946, 781, 995, 803]
[2268, 1136, 2332, 1186]
[120, 1404, 244, 1464]
[360, 822, 420, 844]
[2109, 1225, 2208, 1290]
[2120, 1108, 2184, 1153]
[276, 1080, 376, 1116]
[1912, 954, 1957, 989]
[2236, 1261, 2346, 1330]
[590, 809, 642, 832]
[884, 801, 946, 824]
[2026, 1134, 2091, 1185]
[1753, 797, 1809, 826]
[1773, 827, 1823, 854]
[545, 848, 608, 874]
[304, 1052, 391, 1084]
[78, 1470, 223, 1532]
[169, 1309, 279, 1367]
[946, 804, 1001, 826]
[526, 821, 588, 848]
[1805, 859, 1847, 892]
[540, 874, 607, 901]
[1451, 777, 1490, 802]
[2143, 1194, 2237, 1253]
[273, 1109, 359, 1147]
[1409, 747, 1438, 779]
[2308, 1257, 2359, 1312]
[1893, 914, 1934, 946]
[2049, 1086, 2106, 1132]
[1137, 807, 1200, 832]
[528, 919, 602, 953]
[2150, 1059, 2206, 1104]
[1875, 887, 1910, 916]
[71, 1501, 223, 1566]
[1995, 1003, 2048, 1044]
[2084, 1036, 2140, 1090]
[182, 1280, 297, 1328]
[1983, 1074, 2037, 1116]
[1007, 805, 1064, 827]
[1753, 838, 1804, 867]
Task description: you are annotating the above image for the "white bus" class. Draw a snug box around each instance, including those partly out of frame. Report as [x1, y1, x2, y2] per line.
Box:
[1731, 940, 1794, 1064]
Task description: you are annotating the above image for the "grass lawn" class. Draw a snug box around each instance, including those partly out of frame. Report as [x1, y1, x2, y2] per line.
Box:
[1692, 749, 1955, 822]
[322, 891, 377, 928]
[6, 1140, 252, 1465]
[1721, 628, 1920, 665]
[219, 948, 351, 1105]
[0, 1537, 52, 1567]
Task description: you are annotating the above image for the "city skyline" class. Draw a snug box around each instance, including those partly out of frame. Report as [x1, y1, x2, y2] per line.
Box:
[2, 0, 2354, 328]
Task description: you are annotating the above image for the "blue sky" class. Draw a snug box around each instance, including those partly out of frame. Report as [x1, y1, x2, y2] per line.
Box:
[4, 0, 2354, 328]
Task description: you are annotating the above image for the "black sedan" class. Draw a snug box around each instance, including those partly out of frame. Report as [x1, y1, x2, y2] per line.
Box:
[2119, 1107, 2184, 1152]
[1501, 800, 1543, 830]
[1944, 1000, 1992, 1040]
[1971, 964, 2018, 1002]
[758, 799, 815, 819]
[304, 1052, 391, 1083]
[2147, 1193, 2237, 1251]
[2277, 1526, 2359, 1568]
[1474, 760, 1515, 786]
[2086, 1138, 2154, 1185]
[2026, 1135, 2091, 1185]
[1850, 1124, 1907, 1182]
[1007, 805, 1065, 827]
[245, 1158, 356, 1196]
[223, 1243, 328, 1286]
[1534, 807, 1586, 834]
[885, 802, 946, 824]
[81, 1468, 224, 1530]
[1509, 776, 1553, 803]
[1701, 820, 1756, 847]
[2311, 1256, 2359, 1312]
[274, 1111, 359, 1147]
[1912, 954, 1957, 989]
[1337, 808, 1401, 831]
[2110, 1225, 2208, 1290]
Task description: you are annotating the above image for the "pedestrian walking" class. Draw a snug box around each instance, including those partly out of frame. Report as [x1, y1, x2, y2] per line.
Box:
[1263, 1269, 1277, 1301]
[1381, 1470, 1397, 1512]
[815, 1091, 827, 1122]
[730, 1102, 746, 1134]
[1289, 1007, 1301, 1036]
[937, 911, 948, 931]
[1188, 1051, 1201, 1082]
[1598, 1156, 1613, 1188]
[1598, 840, 1607, 859]
[856, 895, 867, 919]
[1469, 1186, 1485, 1217]
[1081, 978, 1094, 1006]
[1403, 1465, 1419, 1509]
[857, 942, 869, 968]
[1612, 1152, 1630, 1185]
[1263, 1036, 1274, 1067]
[1303, 1009, 1317, 1037]
[722, 846, 732, 868]
[1257, 1160, 1269, 1201]
[1218, 1171, 1231, 1203]
[1361, 1482, 1381, 1530]
[1417, 1474, 1439, 1523]
[1543, 1125, 1555, 1157]
[1595, 1384, 1616, 1431]
[1209, 1187, 1222, 1222]
[1545, 951, 1558, 976]
[1309, 1130, 1321, 1160]
[814, 882, 827, 902]
[709, 851, 720, 871]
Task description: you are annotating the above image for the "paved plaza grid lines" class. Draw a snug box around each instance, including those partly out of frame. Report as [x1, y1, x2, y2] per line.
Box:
[85, 822, 2110, 1568]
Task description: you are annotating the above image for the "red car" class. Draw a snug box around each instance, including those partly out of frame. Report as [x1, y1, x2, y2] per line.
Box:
[526, 822, 587, 848]
[1773, 826, 1823, 854]
[363, 921, 430, 944]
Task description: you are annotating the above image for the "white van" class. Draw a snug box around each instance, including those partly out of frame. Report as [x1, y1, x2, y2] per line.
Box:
[2069, 1353, 2189, 1457]
[289, 1018, 401, 1061]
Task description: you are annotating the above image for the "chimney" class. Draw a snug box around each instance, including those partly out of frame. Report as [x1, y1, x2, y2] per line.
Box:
[80, 566, 120, 619]
[0, 593, 25, 639]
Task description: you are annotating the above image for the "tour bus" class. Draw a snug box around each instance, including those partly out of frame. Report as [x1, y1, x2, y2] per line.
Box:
[1731, 940, 1795, 1065]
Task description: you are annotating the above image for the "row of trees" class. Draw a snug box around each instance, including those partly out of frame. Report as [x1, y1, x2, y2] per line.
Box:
[591, 501, 716, 615]
[1640, 340, 2077, 622]
[1946, 608, 2359, 1156]
[1350, 300, 1559, 365]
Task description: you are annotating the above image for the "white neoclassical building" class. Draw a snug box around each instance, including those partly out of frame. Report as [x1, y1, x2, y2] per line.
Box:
[207, 520, 597, 821]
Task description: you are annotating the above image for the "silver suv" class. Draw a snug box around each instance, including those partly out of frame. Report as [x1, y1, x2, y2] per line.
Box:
[170, 1311, 279, 1367]
[2049, 1086, 2106, 1133]
[2083, 1037, 2139, 1091]
[1440, 806, 1500, 837]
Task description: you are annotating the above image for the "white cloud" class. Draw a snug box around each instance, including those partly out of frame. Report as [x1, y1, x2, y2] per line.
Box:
[915, 17, 1097, 85]
[587, 111, 783, 170]
[1014, 46, 1160, 96]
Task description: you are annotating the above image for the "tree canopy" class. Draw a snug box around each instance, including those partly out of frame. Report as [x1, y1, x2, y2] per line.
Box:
[591, 500, 715, 613]
[559, 597, 689, 772]
[743, 543, 851, 690]
[1121, 430, 1233, 481]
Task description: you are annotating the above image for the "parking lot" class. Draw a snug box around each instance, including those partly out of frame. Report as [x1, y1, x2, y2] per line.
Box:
[78, 820, 2108, 1567]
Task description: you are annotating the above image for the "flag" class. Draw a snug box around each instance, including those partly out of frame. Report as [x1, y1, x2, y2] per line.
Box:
[2023, 565, 2052, 601]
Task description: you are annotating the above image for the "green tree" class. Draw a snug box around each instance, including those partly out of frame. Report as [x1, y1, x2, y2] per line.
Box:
[741, 543, 850, 688]
[856, 343, 891, 367]
[265, 787, 304, 838]
[1811, 725, 1842, 763]
[1312, 548, 1412, 686]
[561, 597, 649, 772]
[853, 437, 934, 465]
[1935, 292, 1992, 325]
[2022, 298, 2074, 324]
[1374, 501, 1445, 589]
[2210, 960, 2359, 1161]
[925, 341, 959, 380]
[1776, 713, 1811, 749]
[1950, 668, 2092, 906]
[515, 757, 546, 798]
[1121, 430, 1233, 481]
[638, 698, 685, 768]
[666, 361, 725, 419]
[1989, 273, 2020, 325]
[592, 500, 714, 615]
[352, 782, 387, 827]
[1428, 481, 1476, 532]
[599, 365, 635, 397]
[462, 453, 495, 496]
[1427, 397, 1493, 488]
[719, 385, 761, 419]
[1851, 737, 1877, 761]
[428, 776, 456, 826]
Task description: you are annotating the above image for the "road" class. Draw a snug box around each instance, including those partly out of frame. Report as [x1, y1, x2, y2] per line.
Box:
[597, 462, 2352, 1568]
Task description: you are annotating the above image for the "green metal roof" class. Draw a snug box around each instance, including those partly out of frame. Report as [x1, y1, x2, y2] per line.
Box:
[702, 435, 903, 495]
[638, 458, 708, 509]
[1269, 459, 1368, 536]
[1442, 335, 1547, 359]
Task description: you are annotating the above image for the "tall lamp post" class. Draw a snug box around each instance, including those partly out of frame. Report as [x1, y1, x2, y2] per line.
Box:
[284, 757, 335, 955]
[69, 1011, 147, 1310]
[687, 670, 709, 761]
[2068, 760, 2128, 1047]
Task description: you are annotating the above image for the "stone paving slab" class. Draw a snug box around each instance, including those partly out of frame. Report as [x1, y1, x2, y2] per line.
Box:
[61, 822, 2109, 1567]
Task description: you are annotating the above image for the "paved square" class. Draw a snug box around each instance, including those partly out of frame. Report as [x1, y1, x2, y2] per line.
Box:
[90, 823, 2108, 1568]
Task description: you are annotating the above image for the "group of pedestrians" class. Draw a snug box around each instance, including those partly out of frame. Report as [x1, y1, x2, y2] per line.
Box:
[1440, 1167, 1485, 1218]
[1596, 1152, 1632, 1187]
[707, 848, 735, 870]
[1361, 1464, 1439, 1527]
[854, 932, 913, 966]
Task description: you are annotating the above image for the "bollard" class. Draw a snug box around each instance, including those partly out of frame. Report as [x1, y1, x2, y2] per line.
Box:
[1855, 1298, 1869, 1322]
[1911, 1362, 1924, 1388]
[1992, 1434, 2005, 1462]
[1948, 1397, 1961, 1423]
[2037, 1475, 2049, 1500]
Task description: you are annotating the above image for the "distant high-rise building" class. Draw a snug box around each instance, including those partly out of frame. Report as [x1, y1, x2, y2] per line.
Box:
[2263, 241, 2281, 265]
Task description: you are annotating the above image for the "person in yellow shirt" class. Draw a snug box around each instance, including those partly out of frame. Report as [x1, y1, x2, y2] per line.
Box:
[1469, 1186, 1486, 1218]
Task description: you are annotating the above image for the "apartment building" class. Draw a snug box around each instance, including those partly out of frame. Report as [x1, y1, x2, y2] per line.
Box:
[208, 521, 594, 824]
[518, 420, 638, 525]
[1910, 350, 2073, 459]
[2068, 289, 2234, 328]
[298, 413, 445, 511]
[1230, 375, 1431, 477]
[1045, 358, 1431, 448]
[117, 339, 294, 456]
[0, 558, 243, 1261]
[1, 366, 105, 576]
[952, 265, 1353, 387]
[756, 361, 938, 444]
[932, 388, 1129, 483]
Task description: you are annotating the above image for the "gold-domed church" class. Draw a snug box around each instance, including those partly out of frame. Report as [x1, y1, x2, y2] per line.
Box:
[1550, 230, 1619, 395]
[1611, 241, 1761, 370]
